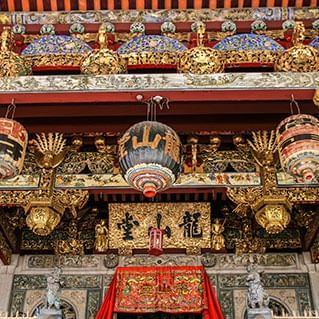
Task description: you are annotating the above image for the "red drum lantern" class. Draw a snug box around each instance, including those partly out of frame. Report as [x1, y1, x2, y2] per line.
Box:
[277, 114, 319, 183]
[0, 116, 28, 179]
[118, 121, 182, 198]
[149, 227, 164, 256]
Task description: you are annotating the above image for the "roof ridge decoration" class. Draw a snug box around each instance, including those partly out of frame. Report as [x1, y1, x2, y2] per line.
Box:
[117, 33, 187, 69]
[0, 27, 31, 76]
[21, 33, 93, 70]
[178, 22, 225, 74]
[275, 22, 319, 72]
[81, 23, 127, 75]
[213, 33, 284, 66]
[0, 21, 318, 75]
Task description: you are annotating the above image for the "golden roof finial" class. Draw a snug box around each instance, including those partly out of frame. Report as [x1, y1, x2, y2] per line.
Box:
[292, 21, 305, 46]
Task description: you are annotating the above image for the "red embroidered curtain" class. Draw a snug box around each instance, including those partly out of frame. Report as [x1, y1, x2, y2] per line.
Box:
[96, 266, 224, 319]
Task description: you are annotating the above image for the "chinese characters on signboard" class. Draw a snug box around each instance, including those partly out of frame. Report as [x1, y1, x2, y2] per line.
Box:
[109, 203, 210, 250]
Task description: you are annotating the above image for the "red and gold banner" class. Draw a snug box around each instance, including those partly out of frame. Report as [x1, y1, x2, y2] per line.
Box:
[115, 266, 207, 313]
[96, 266, 224, 319]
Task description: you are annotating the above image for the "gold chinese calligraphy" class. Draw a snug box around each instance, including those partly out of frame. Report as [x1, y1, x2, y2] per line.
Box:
[109, 203, 211, 250]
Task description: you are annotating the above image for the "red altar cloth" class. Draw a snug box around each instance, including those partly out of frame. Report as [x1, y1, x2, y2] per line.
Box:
[96, 266, 224, 319]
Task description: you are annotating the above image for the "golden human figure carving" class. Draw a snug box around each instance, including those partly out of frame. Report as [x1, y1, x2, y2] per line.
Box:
[1, 27, 11, 51]
[97, 24, 108, 49]
[196, 22, 206, 47]
[211, 219, 226, 251]
[95, 220, 109, 252]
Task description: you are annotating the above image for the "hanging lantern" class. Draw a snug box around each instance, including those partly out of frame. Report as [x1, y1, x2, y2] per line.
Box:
[149, 227, 164, 256]
[118, 121, 182, 198]
[0, 104, 28, 179]
[255, 203, 291, 234]
[276, 114, 319, 183]
[25, 198, 64, 236]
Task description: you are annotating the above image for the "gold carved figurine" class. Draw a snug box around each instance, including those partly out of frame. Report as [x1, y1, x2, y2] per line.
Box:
[97, 23, 108, 49]
[211, 219, 226, 251]
[81, 23, 127, 75]
[95, 220, 109, 252]
[1, 27, 11, 51]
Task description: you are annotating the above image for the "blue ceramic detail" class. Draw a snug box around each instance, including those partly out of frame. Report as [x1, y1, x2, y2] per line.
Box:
[21, 35, 93, 55]
[213, 33, 284, 52]
[310, 37, 319, 49]
[117, 35, 187, 54]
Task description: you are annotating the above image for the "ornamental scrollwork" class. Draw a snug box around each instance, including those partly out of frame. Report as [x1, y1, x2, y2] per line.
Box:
[226, 187, 263, 217]
[57, 151, 116, 175]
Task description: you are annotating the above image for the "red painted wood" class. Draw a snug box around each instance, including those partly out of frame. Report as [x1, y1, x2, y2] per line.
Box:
[0, 89, 315, 105]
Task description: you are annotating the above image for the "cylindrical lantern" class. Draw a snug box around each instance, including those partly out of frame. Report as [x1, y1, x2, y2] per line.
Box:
[118, 121, 182, 198]
[0, 118, 28, 179]
[26, 206, 62, 236]
[149, 227, 163, 256]
[255, 204, 291, 234]
[277, 114, 319, 183]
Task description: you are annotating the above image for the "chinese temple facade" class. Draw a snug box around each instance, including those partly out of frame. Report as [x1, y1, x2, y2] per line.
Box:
[0, 1, 319, 318]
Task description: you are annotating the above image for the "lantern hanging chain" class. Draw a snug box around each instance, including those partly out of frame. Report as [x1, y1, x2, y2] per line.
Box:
[5, 98, 16, 119]
[290, 94, 301, 115]
[145, 96, 170, 121]
[146, 99, 155, 122]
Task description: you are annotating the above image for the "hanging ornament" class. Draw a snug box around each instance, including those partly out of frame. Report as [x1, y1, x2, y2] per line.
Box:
[118, 96, 182, 198]
[148, 213, 171, 256]
[149, 228, 164, 256]
[276, 98, 319, 183]
[0, 100, 28, 179]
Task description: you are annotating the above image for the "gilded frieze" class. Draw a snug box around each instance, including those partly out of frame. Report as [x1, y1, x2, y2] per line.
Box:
[201, 253, 297, 269]
[21, 229, 94, 251]
[0, 73, 318, 94]
[109, 203, 210, 250]
[54, 172, 261, 189]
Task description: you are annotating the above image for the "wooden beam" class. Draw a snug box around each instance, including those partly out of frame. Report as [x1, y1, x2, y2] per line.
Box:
[0, 89, 315, 105]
